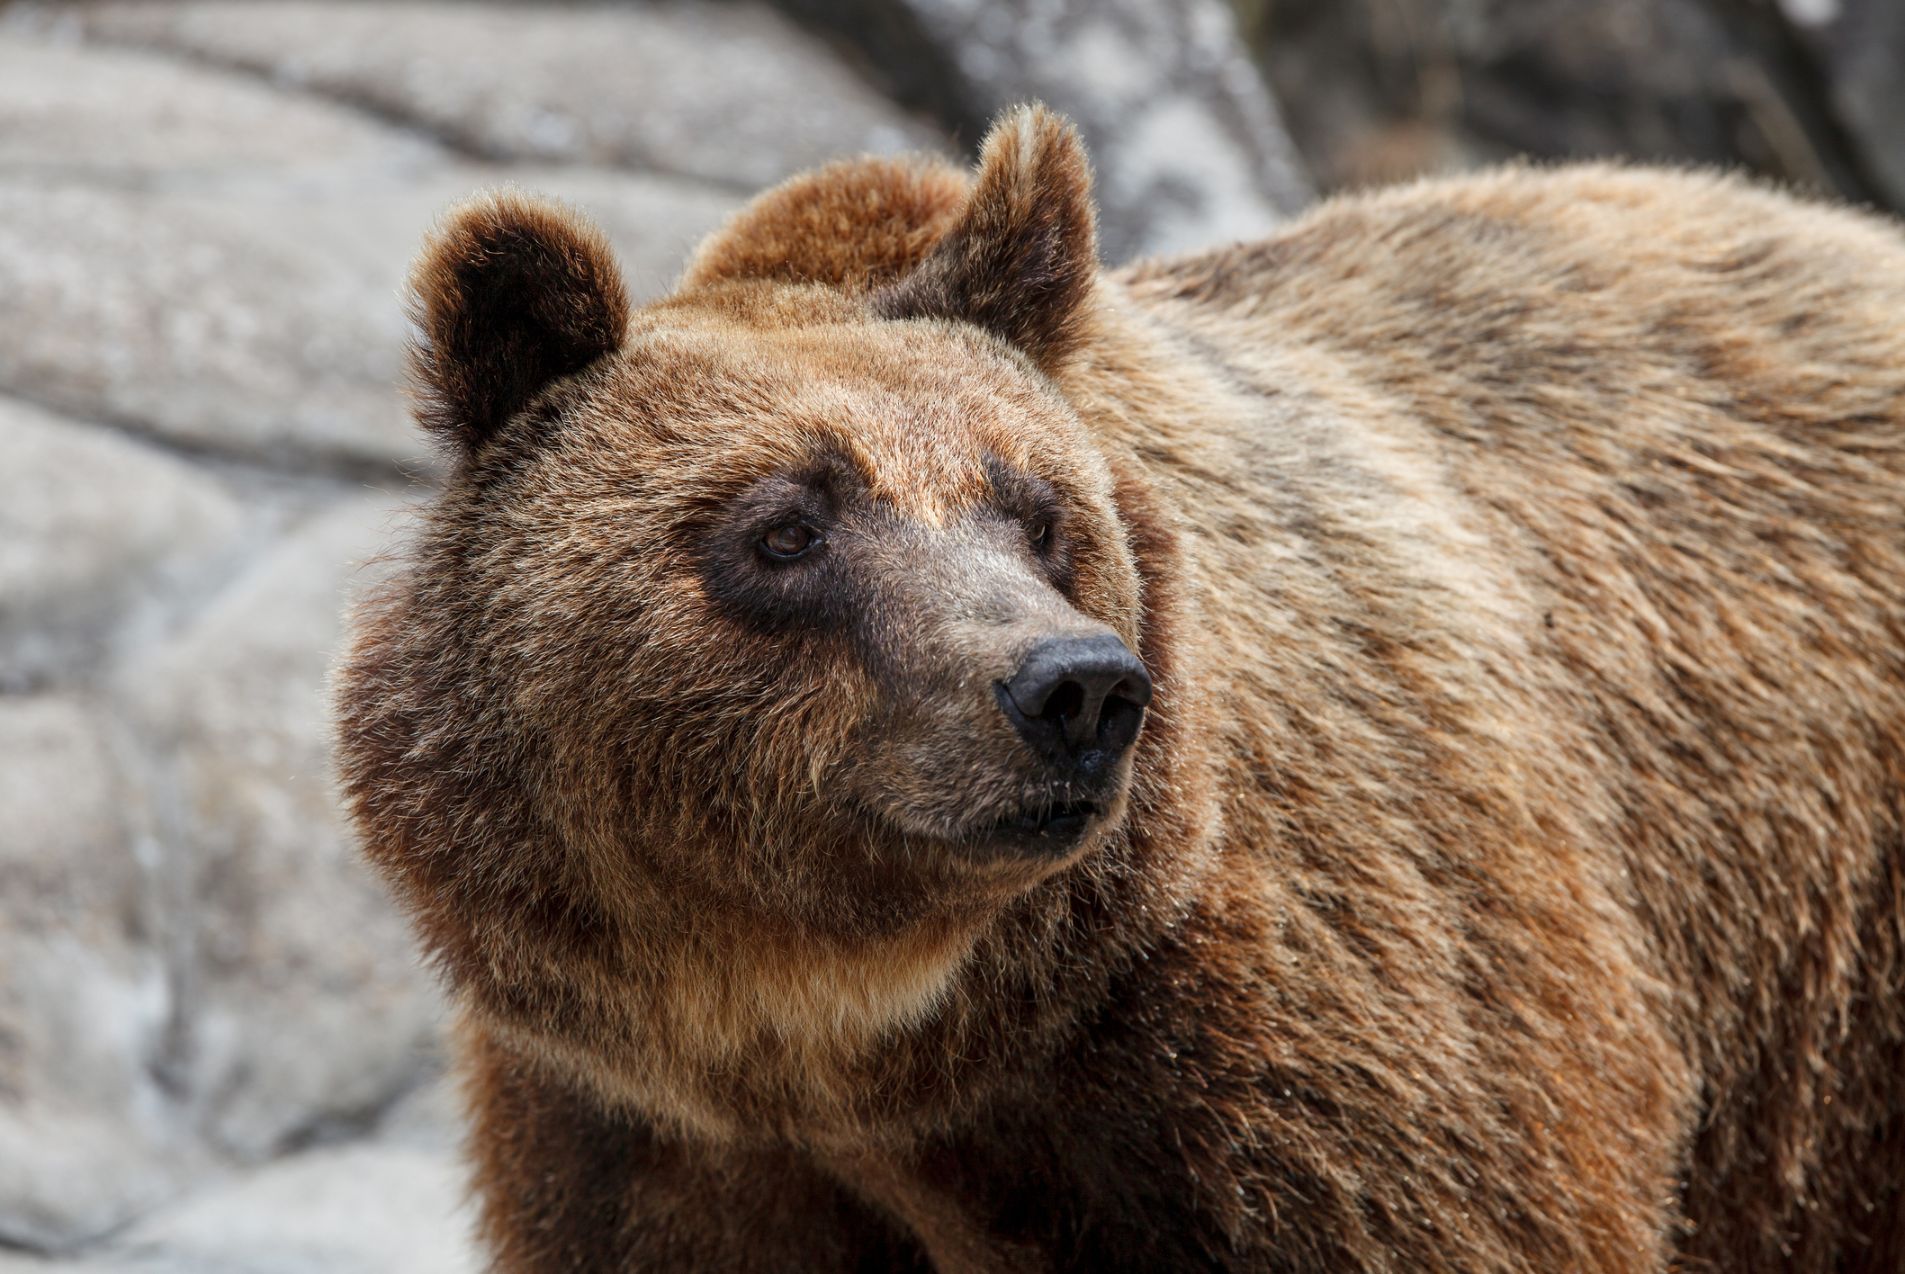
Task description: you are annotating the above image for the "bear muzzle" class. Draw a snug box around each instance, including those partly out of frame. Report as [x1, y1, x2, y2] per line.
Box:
[960, 632, 1151, 856]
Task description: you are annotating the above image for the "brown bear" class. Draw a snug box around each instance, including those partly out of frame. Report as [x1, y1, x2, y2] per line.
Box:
[335, 105, 1905, 1272]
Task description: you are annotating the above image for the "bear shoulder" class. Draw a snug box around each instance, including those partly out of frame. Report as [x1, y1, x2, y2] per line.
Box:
[1125, 162, 1905, 306]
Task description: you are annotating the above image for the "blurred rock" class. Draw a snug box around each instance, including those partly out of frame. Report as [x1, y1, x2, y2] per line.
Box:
[65, 0, 947, 189]
[0, 32, 438, 186]
[114, 495, 443, 1162]
[96, 1141, 476, 1274]
[774, 0, 1313, 260]
[0, 697, 183, 1251]
[0, 180, 419, 468]
[1244, 0, 1905, 211]
[0, 1136, 475, 1274]
[0, 398, 244, 692]
[1786, 0, 1905, 209]
[0, 170, 734, 471]
[370, 1070, 466, 1154]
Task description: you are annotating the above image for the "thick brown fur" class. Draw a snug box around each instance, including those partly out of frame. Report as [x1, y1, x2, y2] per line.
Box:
[337, 104, 1905, 1271]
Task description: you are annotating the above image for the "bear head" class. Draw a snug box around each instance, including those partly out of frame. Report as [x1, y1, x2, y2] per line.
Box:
[338, 107, 1205, 1135]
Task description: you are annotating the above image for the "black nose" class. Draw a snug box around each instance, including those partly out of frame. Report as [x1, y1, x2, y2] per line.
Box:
[997, 634, 1153, 766]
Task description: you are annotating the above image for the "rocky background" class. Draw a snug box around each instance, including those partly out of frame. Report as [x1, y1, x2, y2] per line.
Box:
[1, 2, 1898, 1271]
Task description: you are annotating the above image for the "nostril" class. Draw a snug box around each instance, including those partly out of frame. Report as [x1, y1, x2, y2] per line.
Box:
[1097, 689, 1146, 754]
[1108, 668, 1153, 713]
[1038, 680, 1087, 727]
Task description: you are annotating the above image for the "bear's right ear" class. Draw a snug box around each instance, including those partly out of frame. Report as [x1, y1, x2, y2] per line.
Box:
[407, 192, 630, 453]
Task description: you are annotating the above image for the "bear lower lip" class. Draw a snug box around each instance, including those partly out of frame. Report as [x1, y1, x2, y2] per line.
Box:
[993, 800, 1098, 839]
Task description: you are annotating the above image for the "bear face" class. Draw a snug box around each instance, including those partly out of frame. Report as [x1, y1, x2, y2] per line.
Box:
[341, 109, 1207, 1134]
[446, 305, 1148, 925]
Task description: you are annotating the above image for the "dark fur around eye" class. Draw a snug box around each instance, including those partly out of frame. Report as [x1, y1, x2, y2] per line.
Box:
[697, 462, 858, 632]
[985, 455, 1072, 582]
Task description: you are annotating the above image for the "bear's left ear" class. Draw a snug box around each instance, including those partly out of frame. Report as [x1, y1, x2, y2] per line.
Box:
[407, 191, 630, 453]
[876, 104, 1099, 374]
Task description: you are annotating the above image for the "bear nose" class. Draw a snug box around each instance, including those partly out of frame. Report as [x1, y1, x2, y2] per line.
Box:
[997, 634, 1153, 766]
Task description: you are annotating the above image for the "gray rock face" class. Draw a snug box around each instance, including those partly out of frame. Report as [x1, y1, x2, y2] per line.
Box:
[63, 0, 946, 188]
[774, 0, 1314, 260]
[0, 496, 444, 1253]
[99, 1139, 476, 1274]
[0, 18, 752, 472]
[1247, 0, 1905, 216]
[0, 697, 183, 1252]
[0, 180, 420, 468]
[1788, 0, 1905, 210]
[0, 398, 244, 691]
[0, 1078, 473, 1272]
[0, 163, 738, 472]
[0, 36, 437, 183]
[114, 496, 441, 1162]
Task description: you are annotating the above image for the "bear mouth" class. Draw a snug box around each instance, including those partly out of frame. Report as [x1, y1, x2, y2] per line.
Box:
[885, 782, 1128, 860]
[987, 799, 1099, 843]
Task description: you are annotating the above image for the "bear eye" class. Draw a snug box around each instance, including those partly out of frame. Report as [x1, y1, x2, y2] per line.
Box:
[760, 523, 820, 560]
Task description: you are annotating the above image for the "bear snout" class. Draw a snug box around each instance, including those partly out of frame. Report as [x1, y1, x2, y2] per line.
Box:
[994, 633, 1151, 773]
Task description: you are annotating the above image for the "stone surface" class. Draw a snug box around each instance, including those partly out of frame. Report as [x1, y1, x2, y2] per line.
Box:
[0, 31, 438, 185]
[0, 1125, 475, 1274]
[1246, 0, 1905, 213]
[0, 179, 419, 467]
[0, 696, 183, 1252]
[99, 1140, 476, 1274]
[0, 397, 245, 691]
[0, 170, 736, 469]
[67, 0, 948, 189]
[1792, 0, 1905, 209]
[113, 495, 445, 1162]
